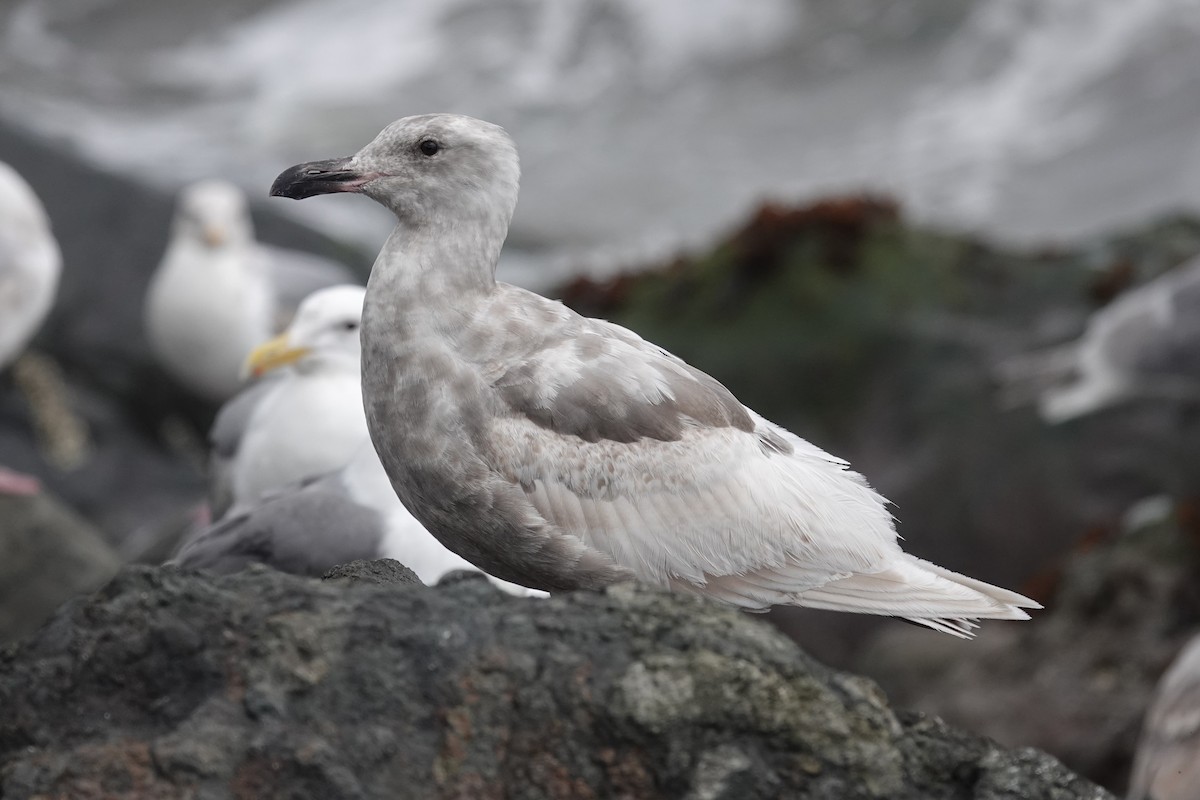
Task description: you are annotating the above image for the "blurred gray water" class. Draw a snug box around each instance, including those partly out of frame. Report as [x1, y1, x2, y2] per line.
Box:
[2, 0, 1199, 287]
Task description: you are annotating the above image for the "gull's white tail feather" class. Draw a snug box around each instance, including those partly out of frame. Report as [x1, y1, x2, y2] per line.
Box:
[794, 555, 1040, 639]
[675, 554, 1040, 639]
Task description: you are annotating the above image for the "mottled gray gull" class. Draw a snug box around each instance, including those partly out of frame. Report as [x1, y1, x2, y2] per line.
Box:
[144, 179, 357, 402]
[270, 113, 1038, 636]
[0, 161, 61, 494]
[208, 284, 369, 519]
[999, 253, 1200, 423]
[1128, 633, 1200, 800]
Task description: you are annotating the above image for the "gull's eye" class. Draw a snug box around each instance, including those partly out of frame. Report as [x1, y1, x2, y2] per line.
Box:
[418, 139, 440, 157]
[342, 321, 359, 331]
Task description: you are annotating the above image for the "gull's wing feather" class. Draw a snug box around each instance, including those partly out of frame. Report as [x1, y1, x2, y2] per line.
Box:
[1083, 254, 1200, 378]
[171, 474, 384, 576]
[482, 292, 1037, 633]
[494, 318, 753, 443]
[207, 377, 279, 520]
[1136, 259, 1200, 376]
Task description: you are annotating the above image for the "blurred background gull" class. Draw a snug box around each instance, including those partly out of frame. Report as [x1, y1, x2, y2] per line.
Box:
[1, 1, 1200, 795]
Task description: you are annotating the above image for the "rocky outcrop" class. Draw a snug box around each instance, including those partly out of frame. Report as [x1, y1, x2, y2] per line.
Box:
[0, 489, 119, 644]
[0, 563, 1111, 800]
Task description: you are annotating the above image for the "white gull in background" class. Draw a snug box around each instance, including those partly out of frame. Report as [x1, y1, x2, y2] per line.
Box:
[1128, 633, 1200, 800]
[0, 161, 62, 494]
[999, 253, 1200, 423]
[144, 179, 357, 402]
[270, 113, 1038, 636]
[208, 284, 370, 519]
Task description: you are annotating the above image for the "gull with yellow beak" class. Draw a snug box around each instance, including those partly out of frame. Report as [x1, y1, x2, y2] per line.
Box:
[144, 179, 357, 402]
[208, 284, 369, 519]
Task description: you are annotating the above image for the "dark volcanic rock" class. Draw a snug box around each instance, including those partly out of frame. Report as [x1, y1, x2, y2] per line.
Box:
[0, 565, 1110, 800]
[0, 489, 119, 644]
[323, 558, 421, 585]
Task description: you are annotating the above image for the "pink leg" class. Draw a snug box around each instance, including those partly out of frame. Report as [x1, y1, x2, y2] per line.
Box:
[0, 466, 41, 496]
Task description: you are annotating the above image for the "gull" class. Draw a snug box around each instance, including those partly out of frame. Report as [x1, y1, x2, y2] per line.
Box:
[144, 179, 357, 402]
[997, 254, 1200, 423]
[270, 113, 1039, 636]
[0, 161, 62, 495]
[208, 284, 370, 519]
[1128, 633, 1200, 800]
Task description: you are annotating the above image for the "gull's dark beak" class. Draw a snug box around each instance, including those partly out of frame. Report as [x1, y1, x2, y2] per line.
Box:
[269, 157, 378, 200]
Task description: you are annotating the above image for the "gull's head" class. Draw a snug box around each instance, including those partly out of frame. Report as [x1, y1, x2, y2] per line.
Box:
[269, 114, 520, 226]
[174, 179, 253, 249]
[242, 284, 365, 379]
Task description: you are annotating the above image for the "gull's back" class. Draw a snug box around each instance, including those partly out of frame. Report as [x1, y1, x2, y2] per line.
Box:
[171, 471, 386, 577]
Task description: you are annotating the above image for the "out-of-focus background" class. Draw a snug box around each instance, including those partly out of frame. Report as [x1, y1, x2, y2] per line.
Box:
[5, 0, 1200, 282]
[3, 0, 1200, 795]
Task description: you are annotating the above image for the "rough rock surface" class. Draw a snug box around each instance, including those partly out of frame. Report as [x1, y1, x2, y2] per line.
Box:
[857, 498, 1200, 792]
[322, 557, 422, 586]
[0, 563, 1111, 800]
[0, 489, 119, 645]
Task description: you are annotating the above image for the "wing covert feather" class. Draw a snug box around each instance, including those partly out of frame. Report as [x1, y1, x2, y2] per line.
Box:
[493, 313, 753, 443]
[484, 410, 898, 596]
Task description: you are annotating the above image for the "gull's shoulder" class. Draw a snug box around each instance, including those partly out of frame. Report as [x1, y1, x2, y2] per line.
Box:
[481, 283, 752, 444]
[478, 283, 849, 467]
